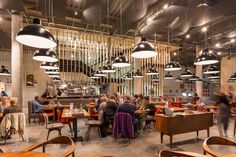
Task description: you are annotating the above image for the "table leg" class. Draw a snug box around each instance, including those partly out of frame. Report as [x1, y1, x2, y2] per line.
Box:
[160, 132, 163, 143]
[170, 135, 173, 148]
[196, 130, 199, 138]
[72, 118, 78, 140]
[207, 128, 210, 137]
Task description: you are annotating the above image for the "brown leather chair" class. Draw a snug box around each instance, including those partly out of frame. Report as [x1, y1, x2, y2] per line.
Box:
[202, 136, 236, 157]
[20, 136, 75, 157]
[159, 150, 207, 157]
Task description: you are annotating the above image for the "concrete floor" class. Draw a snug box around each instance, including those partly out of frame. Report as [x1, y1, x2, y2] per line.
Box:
[2, 117, 236, 157]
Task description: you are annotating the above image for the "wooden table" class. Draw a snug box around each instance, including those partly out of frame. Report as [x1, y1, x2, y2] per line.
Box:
[156, 112, 213, 147]
[223, 154, 236, 157]
[0, 151, 55, 157]
[62, 109, 91, 142]
[155, 105, 188, 112]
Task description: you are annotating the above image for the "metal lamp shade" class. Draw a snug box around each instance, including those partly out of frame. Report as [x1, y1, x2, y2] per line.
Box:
[146, 66, 158, 75]
[164, 72, 174, 80]
[194, 48, 219, 65]
[45, 69, 60, 74]
[52, 77, 62, 82]
[208, 73, 220, 79]
[48, 74, 60, 78]
[90, 72, 100, 79]
[101, 64, 115, 73]
[229, 73, 236, 80]
[189, 74, 200, 81]
[33, 49, 58, 62]
[133, 70, 143, 78]
[40, 62, 59, 70]
[164, 60, 181, 71]
[131, 37, 157, 58]
[203, 65, 220, 74]
[112, 54, 131, 68]
[0, 66, 11, 76]
[16, 19, 57, 49]
[180, 68, 193, 78]
[124, 73, 133, 80]
[175, 76, 183, 82]
[152, 80, 159, 84]
[151, 75, 159, 81]
[94, 70, 106, 77]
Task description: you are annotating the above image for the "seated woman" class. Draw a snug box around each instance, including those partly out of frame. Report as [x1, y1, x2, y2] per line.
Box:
[3, 97, 21, 116]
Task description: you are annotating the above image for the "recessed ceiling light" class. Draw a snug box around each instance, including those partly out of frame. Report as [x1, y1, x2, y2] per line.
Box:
[74, 10, 78, 15]
[215, 43, 220, 48]
[217, 51, 222, 55]
[163, 4, 169, 9]
[186, 34, 190, 39]
[173, 52, 177, 56]
[231, 39, 235, 43]
[202, 26, 208, 32]
[209, 50, 213, 54]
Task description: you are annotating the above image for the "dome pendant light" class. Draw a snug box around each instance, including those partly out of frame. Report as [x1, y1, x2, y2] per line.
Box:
[152, 80, 159, 84]
[175, 76, 183, 82]
[229, 73, 236, 80]
[112, 53, 131, 68]
[131, 37, 157, 58]
[180, 67, 193, 78]
[16, 18, 57, 49]
[124, 73, 133, 80]
[90, 72, 100, 79]
[48, 74, 60, 78]
[94, 68, 106, 77]
[33, 49, 58, 62]
[45, 69, 60, 74]
[189, 74, 200, 81]
[0, 66, 11, 76]
[133, 70, 143, 78]
[101, 62, 115, 73]
[194, 48, 219, 65]
[203, 65, 220, 74]
[208, 73, 220, 79]
[164, 60, 181, 71]
[146, 66, 158, 75]
[151, 75, 159, 81]
[40, 62, 59, 70]
[164, 72, 174, 80]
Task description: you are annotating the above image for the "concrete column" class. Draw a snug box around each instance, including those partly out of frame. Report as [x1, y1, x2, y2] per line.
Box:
[133, 37, 142, 95]
[11, 11, 23, 110]
[195, 45, 203, 99]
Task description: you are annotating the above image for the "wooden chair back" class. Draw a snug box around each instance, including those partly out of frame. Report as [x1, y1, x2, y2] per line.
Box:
[202, 136, 236, 157]
[21, 136, 75, 157]
[159, 150, 200, 157]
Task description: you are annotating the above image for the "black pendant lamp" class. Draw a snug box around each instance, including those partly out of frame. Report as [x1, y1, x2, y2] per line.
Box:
[124, 73, 133, 80]
[94, 68, 106, 77]
[33, 49, 58, 62]
[112, 53, 131, 68]
[152, 80, 159, 84]
[133, 70, 143, 78]
[0, 66, 11, 76]
[189, 74, 200, 81]
[229, 73, 236, 80]
[164, 72, 174, 80]
[90, 72, 100, 79]
[101, 62, 115, 73]
[208, 73, 220, 79]
[180, 67, 193, 78]
[175, 76, 183, 82]
[16, 18, 57, 49]
[210, 78, 220, 83]
[146, 66, 158, 75]
[40, 62, 59, 70]
[194, 48, 219, 65]
[203, 65, 219, 74]
[164, 60, 181, 71]
[131, 37, 157, 58]
[52, 77, 62, 82]
[45, 69, 60, 74]
[152, 75, 159, 81]
[48, 73, 60, 78]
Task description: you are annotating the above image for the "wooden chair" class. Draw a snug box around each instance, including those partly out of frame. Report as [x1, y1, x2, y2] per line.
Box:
[202, 136, 236, 157]
[56, 109, 73, 136]
[85, 120, 102, 141]
[43, 113, 64, 140]
[20, 136, 75, 157]
[159, 149, 206, 157]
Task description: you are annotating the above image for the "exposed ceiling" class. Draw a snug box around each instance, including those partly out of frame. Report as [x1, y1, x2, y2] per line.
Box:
[1, 0, 236, 65]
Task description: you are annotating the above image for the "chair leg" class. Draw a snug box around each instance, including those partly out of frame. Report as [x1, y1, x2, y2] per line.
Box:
[97, 126, 102, 140]
[19, 131, 24, 142]
[68, 122, 73, 136]
[58, 128, 62, 136]
[4, 130, 11, 145]
[46, 130, 51, 140]
[72, 152, 75, 157]
[86, 126, 92, 141]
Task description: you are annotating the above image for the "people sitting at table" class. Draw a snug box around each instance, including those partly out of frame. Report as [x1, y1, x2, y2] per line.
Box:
[105, 95, 118, 120]
[32, 96, 44, 113]
[1, 91, 8, 97]
[3, 97, 21, 116]
[0, 96, 10, 112]
[138, 96, 156, 130]
[117, 95, 138, 133]
[99, 96, 108, 111]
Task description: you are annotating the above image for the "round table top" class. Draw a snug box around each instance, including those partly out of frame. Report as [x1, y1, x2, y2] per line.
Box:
[0, 151, 55, 157]
[176, 151, 207, 157]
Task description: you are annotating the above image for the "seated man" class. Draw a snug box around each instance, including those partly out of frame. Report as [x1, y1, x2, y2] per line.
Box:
[105, 95, 118, 120]
[3, 97, 21, 116]
[32, 96, 44, 113]
[0, 96, 10, 112]
[117, 95, 138, 133]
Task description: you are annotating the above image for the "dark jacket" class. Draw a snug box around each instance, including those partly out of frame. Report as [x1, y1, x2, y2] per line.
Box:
[117, 101, 137, 121]
[3, 105, 21, 116]
[105, 100, 117, 117]
[144, 103, 156, 116]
